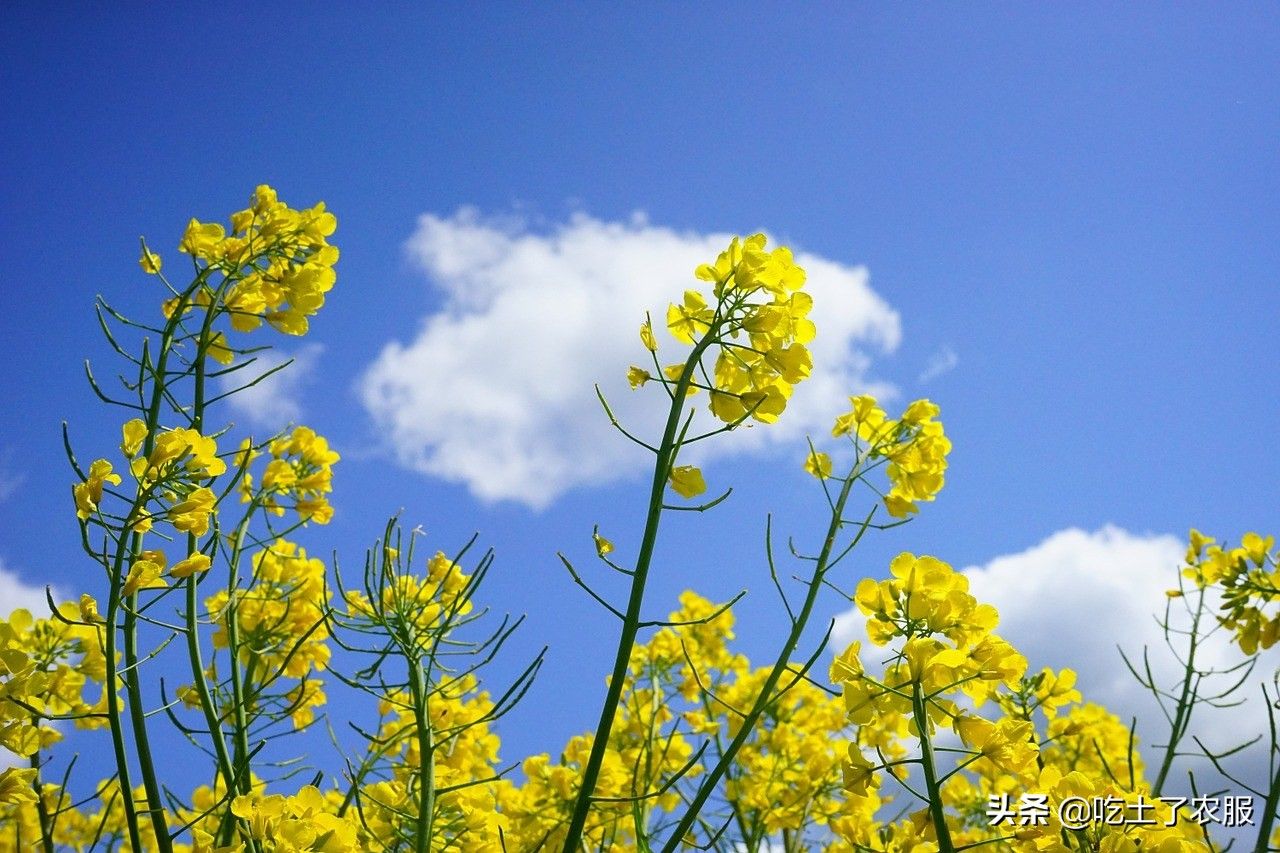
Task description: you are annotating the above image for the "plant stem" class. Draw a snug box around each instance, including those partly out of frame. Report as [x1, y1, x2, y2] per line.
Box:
[661, 471, 859, 852]
[122, 586, 172, 852]
[101, 551, 143, 851]
[560, 336, 711, 853]
[30, 747, 54, 853]
[1254, 752, 1280, 853]
[1151, 586, 1204, 798]
[913, 681, 955, 853]
[406, 655, 437, 853]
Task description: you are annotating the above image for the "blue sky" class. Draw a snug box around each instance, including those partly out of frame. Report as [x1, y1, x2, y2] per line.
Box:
[1, 5, 1277, 799]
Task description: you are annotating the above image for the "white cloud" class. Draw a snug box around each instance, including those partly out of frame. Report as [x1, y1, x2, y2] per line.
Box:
[359, 210, 902, 508]
[917, 345, 958, 383]
[833, 526, 1268, 794]
[220, 344, 323, 431]
[0, 557, 57, 618]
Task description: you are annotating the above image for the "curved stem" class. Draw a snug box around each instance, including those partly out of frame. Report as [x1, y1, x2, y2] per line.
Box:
[561, 335, 713, 852]
[1151, 585, 1204, 798]
[660, 471, 860, 852]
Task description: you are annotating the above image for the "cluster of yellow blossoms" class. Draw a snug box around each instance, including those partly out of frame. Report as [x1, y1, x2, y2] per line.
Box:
[635, 234, 815, 426]
[157, 185, 339, 338]
[240, 426, 340, 525]
[625, 235, 818, 500]
[207, 539, 331, 682]
[1182, 529, 1278, 654]
[344, 549, 474, 636]
[0, 563, 1259, 852]
[834, 554, 1215, 853]
[75, 422, 226, 542]
[0, 607, 105, 759]
[805, 396, 952, 518]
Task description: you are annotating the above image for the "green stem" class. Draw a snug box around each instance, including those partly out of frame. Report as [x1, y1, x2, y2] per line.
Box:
[1151, 586, 1204, 798]
[185, 293, 254, 849]
[912, 681, 955, 853]
[1254, 761, 1280, 853]
[112, 291, 196, 853]
[29, 747, 54, 853]
[661, 472, 859, 852]
[189, 564, 241, 847]
[122, 590, 172, 851]
[222, 519, 256, 800]
[101, 554, 143, 851]
[561, 335, 712, 853]
[406, 655, 436, 852]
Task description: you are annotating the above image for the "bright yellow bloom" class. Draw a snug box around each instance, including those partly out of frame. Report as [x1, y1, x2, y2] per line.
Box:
[593, 529, 614, 558]
[169, 487, 216, 536]
[73, 459, 121, 519]
[179, 218, 227, 259]
[668, 465, 706, 499]
[205, 331, 234, 365]
[78, 593, 102, 624]
[138, 246, 162, 274]
[627, 366, 651, 388]
[804, 449, 832, 479]
[170, 552, 212, 579]
[0, 767, 37, 805]
[121, 418, 148, 457]
[141, 427, 227, 480]
[123, 554, 167, 596]
[666, 290, 713, 344]
[640, 317, 658, 352]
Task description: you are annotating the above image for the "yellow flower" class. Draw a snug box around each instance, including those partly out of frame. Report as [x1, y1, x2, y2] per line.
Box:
[0, 767, 37, 805]
[883, 493, 918, 518]
[640, 318, 657, 352]
[138, 246, 162, 274]
[170, 553, 212, 579]
[668, 465, 706, 499]
[79, 593, 103, 623]
[593, 528, 614, 558]
[121, 418, 148, 457]
[666, 290, 713, 345]
[296, 496, 334, 524]
[803, 449, 832, 479]
[205, 331, 234, 365]
[144, 428, 227, 480]
[1242, 531, 1274, 565]
[663, 363, 698, 396]
[627, 366, 651, 388]
[123, 556, 168, 596]
[179, 218, 227, 259]
[73, 459, 121, 519]
[170, 487, 216, 536]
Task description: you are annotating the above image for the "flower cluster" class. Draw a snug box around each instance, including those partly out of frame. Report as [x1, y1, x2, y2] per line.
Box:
[0, 607, 106, 759]
[242, 425, 341, 525]
[163, 184, 339, 337]
[821, 395, 951, 518]
[224, 785, 361, 851]
[1182, 528, 1278, 654]
[829, 552, 1221, 853]
[13, 189, 1264, 853]
[648, 234, 816, 426]
[207, 538, 332, 682]
[344, 549, 474, 637]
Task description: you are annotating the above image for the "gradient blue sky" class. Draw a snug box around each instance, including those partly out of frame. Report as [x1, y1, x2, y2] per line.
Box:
[1, 5, 1277, 792]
